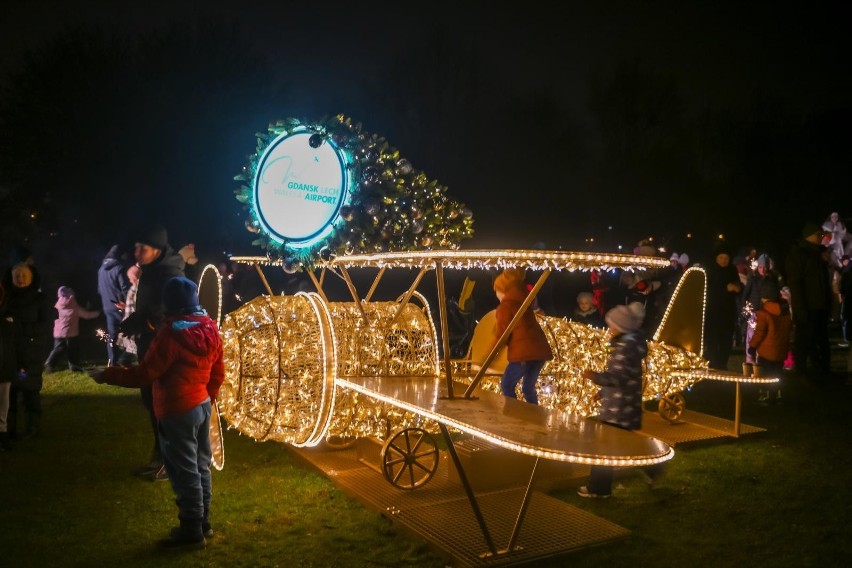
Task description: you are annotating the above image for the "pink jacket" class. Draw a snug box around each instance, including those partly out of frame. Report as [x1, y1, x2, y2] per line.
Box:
[53, 294, 100, 338]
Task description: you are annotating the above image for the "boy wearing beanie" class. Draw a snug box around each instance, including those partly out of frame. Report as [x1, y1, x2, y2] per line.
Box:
[92, 277, 224, 550]
[491, 268, 553, 404]
[748, 282, 792, 404]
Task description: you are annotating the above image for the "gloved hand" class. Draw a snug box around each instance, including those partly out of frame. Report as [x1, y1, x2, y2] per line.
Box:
[747, 346, 757, 358]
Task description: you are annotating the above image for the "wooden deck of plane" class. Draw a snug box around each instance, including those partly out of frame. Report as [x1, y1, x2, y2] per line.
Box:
[338, 375, 674, 465]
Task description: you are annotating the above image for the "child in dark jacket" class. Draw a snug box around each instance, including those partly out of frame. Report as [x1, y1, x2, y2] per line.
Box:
[571, 291, 606, 328]
[44, 286, 101, 373]
[579, 302, 663, 498]
[748, 282, 792, 404]
[91, 277, 224, 550]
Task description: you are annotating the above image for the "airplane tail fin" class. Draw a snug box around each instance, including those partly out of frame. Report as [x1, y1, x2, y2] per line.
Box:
[652, 266, 706, 356]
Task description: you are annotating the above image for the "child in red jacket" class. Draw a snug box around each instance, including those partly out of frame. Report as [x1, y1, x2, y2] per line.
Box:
[91, 277, 224, 550]
[748, 281, 792, 404]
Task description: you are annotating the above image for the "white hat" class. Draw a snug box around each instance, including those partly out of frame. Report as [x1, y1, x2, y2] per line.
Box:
[605, 302, 644, 331]
[678, 253, 690, 266]
[670, 252, 679, 261]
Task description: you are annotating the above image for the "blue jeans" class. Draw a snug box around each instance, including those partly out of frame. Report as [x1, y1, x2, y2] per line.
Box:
[158, 400, 212, 535]
[500, 360, 546, 404]
[103, 306, 124, 363]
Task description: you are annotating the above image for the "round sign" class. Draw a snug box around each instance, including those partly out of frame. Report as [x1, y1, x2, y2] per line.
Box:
[253, 129, 348, 248]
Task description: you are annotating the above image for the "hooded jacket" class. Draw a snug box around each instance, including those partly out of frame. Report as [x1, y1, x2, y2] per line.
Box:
[53, 291, 100, 338]
[749, 300, 793, 364]
[97, 246, 130, 311]
[589, 329, 647, 430]
[100, 313, 224, 418]
[493, 280, 553, 363]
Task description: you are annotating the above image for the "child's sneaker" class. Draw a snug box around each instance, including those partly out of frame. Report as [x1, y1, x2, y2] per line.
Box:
[577, 485, 610, 499]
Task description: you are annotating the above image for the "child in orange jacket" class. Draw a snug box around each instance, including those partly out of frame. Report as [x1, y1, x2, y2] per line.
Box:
[748, 281, 792, 404]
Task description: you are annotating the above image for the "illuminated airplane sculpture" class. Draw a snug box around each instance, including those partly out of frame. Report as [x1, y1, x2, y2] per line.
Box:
[207, 115, 774, 559]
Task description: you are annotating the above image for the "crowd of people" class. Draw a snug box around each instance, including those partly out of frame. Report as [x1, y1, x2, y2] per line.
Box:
[2, 212, 851, 513]
[0, 226, 225, 550]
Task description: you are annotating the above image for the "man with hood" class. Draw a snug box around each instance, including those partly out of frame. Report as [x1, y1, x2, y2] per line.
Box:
[97, 244, 130, 366]
[119, 226, 186, 480]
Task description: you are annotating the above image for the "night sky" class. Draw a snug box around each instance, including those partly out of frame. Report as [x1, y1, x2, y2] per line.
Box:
[1, 1, 850, 291]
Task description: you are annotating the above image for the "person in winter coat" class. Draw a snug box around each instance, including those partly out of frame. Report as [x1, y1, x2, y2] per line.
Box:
[748, 281, 792, 404]
[44, 286, 101, 373]
[0, 260, 49, 441]
[703, 243, 743, 370]
[570, 291, 605, 328]
[91, 277, 224, 550]
[785, 223, 833, 381]
[97, 244, 131, 367]
[119, 226, 187, 481]
[740, 254, 784, 370]
[578, 302, 662, 498]
[491, 269, 553, 405]
[115, 264, 141, 366]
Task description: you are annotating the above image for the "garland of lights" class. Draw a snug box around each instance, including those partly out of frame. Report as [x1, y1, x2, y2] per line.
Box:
[235, 114, 474, 270]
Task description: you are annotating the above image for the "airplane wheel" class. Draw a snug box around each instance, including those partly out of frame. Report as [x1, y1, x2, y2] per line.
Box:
[658, 392, 686, 423]
[381, 427, 439, 490]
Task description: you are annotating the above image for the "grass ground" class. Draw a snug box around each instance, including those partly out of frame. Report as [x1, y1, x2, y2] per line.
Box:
[1, 343, 851, 567]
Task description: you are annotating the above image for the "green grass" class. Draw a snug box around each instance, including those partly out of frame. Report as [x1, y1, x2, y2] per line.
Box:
[2, 346, 851, 567]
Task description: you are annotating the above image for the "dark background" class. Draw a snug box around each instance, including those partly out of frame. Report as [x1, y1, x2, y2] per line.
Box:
[1, 1, 849, 305]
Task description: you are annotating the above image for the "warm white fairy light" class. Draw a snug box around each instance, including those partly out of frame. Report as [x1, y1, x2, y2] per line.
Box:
[220, 250, 696, 463]
[197, 263, 223, 326]
[230, 248, 670, 273]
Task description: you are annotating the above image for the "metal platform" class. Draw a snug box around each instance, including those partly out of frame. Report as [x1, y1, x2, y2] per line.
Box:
[291, 443, 630, 567]
[639, 408, 766, 446]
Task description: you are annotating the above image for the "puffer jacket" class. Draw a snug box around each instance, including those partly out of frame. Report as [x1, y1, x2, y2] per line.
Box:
[590, 330, 647, 430]
[101, 313, 224, 419]
[0, 271, 49, 388]
[749, 300, 792, 364]
[53, 293, 100, 338]
[494, 282, 553, 363]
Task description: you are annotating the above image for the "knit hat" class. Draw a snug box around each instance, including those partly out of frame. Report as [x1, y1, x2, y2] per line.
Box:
[605, 302, 644, 332]
[678, 253, 689, 266]
[162, 276, 202, 316]
[760, 281, 780, 301]
[58, 285, 74, 298]
[138, 226, 168, 250]
[493, 268, 525, 293]
[577, 291, 594, 304]
[757, 254, 770, 268]
[670, 252, 679, 261]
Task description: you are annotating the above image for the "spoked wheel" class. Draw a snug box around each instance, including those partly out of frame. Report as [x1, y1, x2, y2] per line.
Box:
[381, 427, 440, 490]
[658, 392, 686, 423]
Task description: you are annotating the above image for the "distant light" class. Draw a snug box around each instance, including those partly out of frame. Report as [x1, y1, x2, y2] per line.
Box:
[717, 234, 724, 240]
[608, 226, 613, 231]
[687, 233, 692, 239]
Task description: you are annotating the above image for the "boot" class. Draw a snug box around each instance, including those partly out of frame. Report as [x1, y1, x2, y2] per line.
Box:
[742, 363, 753, 377]
[161, 519, 205, 550]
